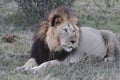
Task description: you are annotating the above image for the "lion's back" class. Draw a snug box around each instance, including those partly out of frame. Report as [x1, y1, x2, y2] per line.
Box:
[77, 27, 107, 58]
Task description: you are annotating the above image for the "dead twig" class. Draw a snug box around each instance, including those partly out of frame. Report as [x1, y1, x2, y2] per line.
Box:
[2, 34, 18, 43]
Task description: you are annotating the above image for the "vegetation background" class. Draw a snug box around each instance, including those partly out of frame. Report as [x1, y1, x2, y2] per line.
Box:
[0, 0, 120, 80]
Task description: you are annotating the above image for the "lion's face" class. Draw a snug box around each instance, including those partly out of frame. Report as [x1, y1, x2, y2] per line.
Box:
[56, 22, 80, 52]
[46, 21, 80, 52]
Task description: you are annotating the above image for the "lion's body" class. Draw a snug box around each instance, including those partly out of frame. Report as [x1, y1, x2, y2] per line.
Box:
[59, 27, 120, 64]
[16, 6, 120, 73]
[76, 27, 107, 58]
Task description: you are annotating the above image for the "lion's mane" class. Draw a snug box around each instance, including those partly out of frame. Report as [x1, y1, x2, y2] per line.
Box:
[30, 6, 80, 65]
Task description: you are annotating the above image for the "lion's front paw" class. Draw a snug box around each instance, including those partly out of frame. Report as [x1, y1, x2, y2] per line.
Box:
[104, 56, 115, 62]
[15, 66, 31, 72]
[29, 68, 42, 74]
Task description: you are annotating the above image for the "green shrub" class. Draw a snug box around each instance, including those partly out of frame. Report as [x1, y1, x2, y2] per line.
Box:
[15, 0, 74, 26]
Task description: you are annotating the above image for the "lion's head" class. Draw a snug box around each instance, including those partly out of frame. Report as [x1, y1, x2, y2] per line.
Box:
[46, 21, 80, 52]
[34, 6, 80, 53]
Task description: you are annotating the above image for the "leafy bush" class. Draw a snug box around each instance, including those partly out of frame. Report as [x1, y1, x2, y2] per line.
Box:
[15, 0, 74, 26]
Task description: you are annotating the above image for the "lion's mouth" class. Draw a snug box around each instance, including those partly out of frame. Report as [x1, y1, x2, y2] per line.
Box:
[62, 45, 73, 52]
[58, 38, 73, 52]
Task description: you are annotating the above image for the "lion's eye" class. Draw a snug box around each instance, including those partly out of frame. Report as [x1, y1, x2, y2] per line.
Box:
[68, 24, 70, 27]
[73, 30, 76, 32]
[63, 29, 68, 32]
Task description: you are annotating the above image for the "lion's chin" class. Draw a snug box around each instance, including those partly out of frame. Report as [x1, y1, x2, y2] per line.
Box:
[62, 45, 73, 52]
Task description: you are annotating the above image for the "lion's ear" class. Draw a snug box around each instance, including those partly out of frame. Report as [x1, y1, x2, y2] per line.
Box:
[51, 15, 62, 27]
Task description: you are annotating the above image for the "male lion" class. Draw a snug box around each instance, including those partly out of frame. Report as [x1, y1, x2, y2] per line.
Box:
[16, 6, 120, 73]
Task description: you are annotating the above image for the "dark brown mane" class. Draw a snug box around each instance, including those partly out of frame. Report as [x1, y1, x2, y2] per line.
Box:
[33, 21, 49, 40]
[48, 6, 78, 26]
[30, 6, 79, 65]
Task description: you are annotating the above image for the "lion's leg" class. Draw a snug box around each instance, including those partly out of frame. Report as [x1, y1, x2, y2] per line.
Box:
[104, 40, 120, 61]
[101, 30, 120, 61]
[104, 39, 115, 61]
[16, 58, 38, 72]
[30, 60, 61, 74]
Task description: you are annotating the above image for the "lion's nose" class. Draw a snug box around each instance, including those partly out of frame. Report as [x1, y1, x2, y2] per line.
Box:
[71, 40, 76, 44]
